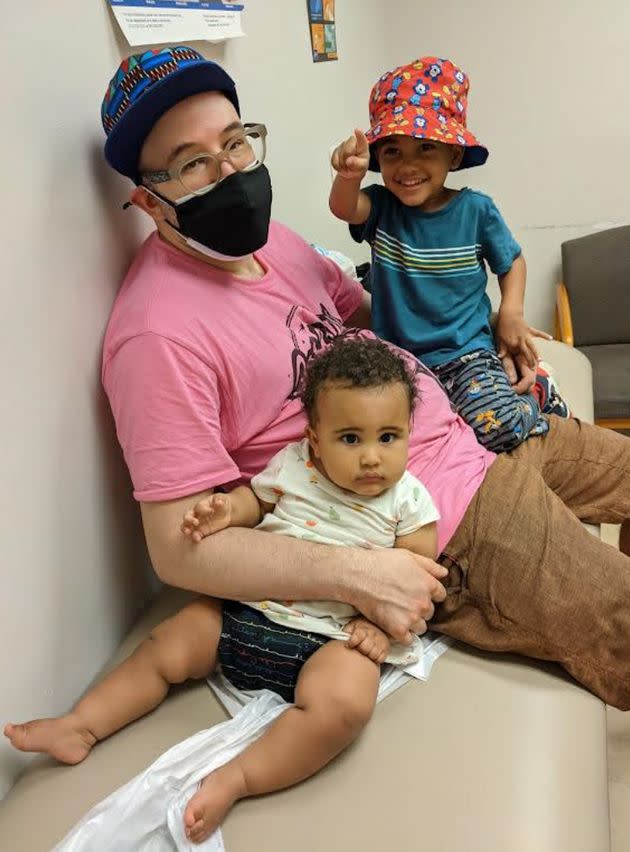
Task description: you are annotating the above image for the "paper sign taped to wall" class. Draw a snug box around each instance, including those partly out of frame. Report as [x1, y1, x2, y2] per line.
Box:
[108, 0, 244, 47]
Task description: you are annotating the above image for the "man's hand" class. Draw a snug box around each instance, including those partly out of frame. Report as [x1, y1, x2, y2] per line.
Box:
[350, 549, 448, 645]
[344, 617, 391, 664]
[331, 129, 370, 181]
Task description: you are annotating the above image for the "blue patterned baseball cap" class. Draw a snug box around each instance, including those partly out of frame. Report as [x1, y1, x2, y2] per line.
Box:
[102, 46, 240, 182]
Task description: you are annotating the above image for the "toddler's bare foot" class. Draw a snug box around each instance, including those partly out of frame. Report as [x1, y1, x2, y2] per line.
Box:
[184, 761, 247, 844]
[4, 715, 96, 765]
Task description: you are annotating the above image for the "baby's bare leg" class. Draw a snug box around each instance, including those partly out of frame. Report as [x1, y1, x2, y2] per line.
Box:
[4, 598, 221, 764]
[184, 640, 379, 843]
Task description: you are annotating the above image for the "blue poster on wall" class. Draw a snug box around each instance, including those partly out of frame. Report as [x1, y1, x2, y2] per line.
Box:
[306, 0, 337, 62]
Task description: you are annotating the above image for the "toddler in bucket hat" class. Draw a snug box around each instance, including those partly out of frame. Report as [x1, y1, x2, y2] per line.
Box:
[365, 56, 487, 172]
[329, 56, 570, 454]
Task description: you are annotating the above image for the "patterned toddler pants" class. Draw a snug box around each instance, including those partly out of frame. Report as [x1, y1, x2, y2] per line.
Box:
[433, 349, 552, 453]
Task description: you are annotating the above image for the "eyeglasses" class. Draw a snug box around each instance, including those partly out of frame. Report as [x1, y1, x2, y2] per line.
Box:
[141, 123, 267, 199]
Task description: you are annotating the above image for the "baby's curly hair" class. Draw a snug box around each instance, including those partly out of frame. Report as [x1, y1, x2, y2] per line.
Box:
[301, 337, 418, 425]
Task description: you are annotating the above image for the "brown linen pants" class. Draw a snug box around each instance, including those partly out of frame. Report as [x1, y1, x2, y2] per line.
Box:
[434, 417, 630, 709]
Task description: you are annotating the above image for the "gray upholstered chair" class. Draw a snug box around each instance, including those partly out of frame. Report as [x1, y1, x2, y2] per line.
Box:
[556, 225, 630, 429]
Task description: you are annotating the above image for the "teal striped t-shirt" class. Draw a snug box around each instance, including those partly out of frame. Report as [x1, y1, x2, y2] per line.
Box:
[350, 186, 521, 368]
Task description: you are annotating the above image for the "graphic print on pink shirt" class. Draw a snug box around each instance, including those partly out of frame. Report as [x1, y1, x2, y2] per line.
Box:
[102, 221, 495, 552]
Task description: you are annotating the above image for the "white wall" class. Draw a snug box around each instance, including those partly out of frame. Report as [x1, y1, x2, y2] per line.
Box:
[382, 0, 630, 329]
[203, 0, 386, 264]
[0, 0, 386, 796]
[0, 3, 154, 796]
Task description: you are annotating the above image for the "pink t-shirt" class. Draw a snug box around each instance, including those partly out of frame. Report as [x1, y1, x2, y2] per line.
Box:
[102, 221, 495, 551]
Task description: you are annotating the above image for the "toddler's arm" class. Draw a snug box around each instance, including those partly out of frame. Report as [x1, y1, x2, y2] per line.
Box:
[329, 129, 372, 225]
[496, 256, 556, 394]
[496, 255, 539, 374]
[395, 521, 438, 561]
[181, 486, 270, 543]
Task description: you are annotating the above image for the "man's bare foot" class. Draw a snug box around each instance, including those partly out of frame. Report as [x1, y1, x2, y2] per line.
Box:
[184, 761, 247, 844]
[3, 715, 96, 765]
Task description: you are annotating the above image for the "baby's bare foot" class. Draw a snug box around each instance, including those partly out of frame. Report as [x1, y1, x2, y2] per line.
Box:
[184, 762, 247, 844]
[4, 715, 96, 765]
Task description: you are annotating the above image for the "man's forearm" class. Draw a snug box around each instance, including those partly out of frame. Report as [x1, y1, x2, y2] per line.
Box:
[155, 525, 360, 605]
[142, 492, 448, 643]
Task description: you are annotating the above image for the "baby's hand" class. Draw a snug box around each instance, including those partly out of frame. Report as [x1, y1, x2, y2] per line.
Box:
[331, 129, 370, 180]
[181, 494, 232, 542]
[344, 617, 390, 664]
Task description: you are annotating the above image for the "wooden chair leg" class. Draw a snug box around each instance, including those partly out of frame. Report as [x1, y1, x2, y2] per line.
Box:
[594, 418, 630, 430]
[555, 282, 574, 346]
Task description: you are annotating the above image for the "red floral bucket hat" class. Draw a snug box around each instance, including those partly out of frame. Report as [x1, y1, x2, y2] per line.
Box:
[366, 56, 488, 172]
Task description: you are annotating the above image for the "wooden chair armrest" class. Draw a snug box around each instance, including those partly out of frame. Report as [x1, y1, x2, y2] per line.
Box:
[555, 281, 574, 346]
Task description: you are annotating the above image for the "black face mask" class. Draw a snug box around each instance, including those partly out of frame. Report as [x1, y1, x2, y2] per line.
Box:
[166, 165, 273, 258]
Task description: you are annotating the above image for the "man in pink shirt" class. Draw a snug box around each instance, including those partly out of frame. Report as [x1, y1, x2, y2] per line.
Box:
[101, 47, 630, 709]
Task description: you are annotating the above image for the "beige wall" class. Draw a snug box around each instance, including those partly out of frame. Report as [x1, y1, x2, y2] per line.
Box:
[0, 3, 154, 796]
[208, 0, 383, 264]
[0, 0, 386, 796]
[381, 0, 630, 329]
